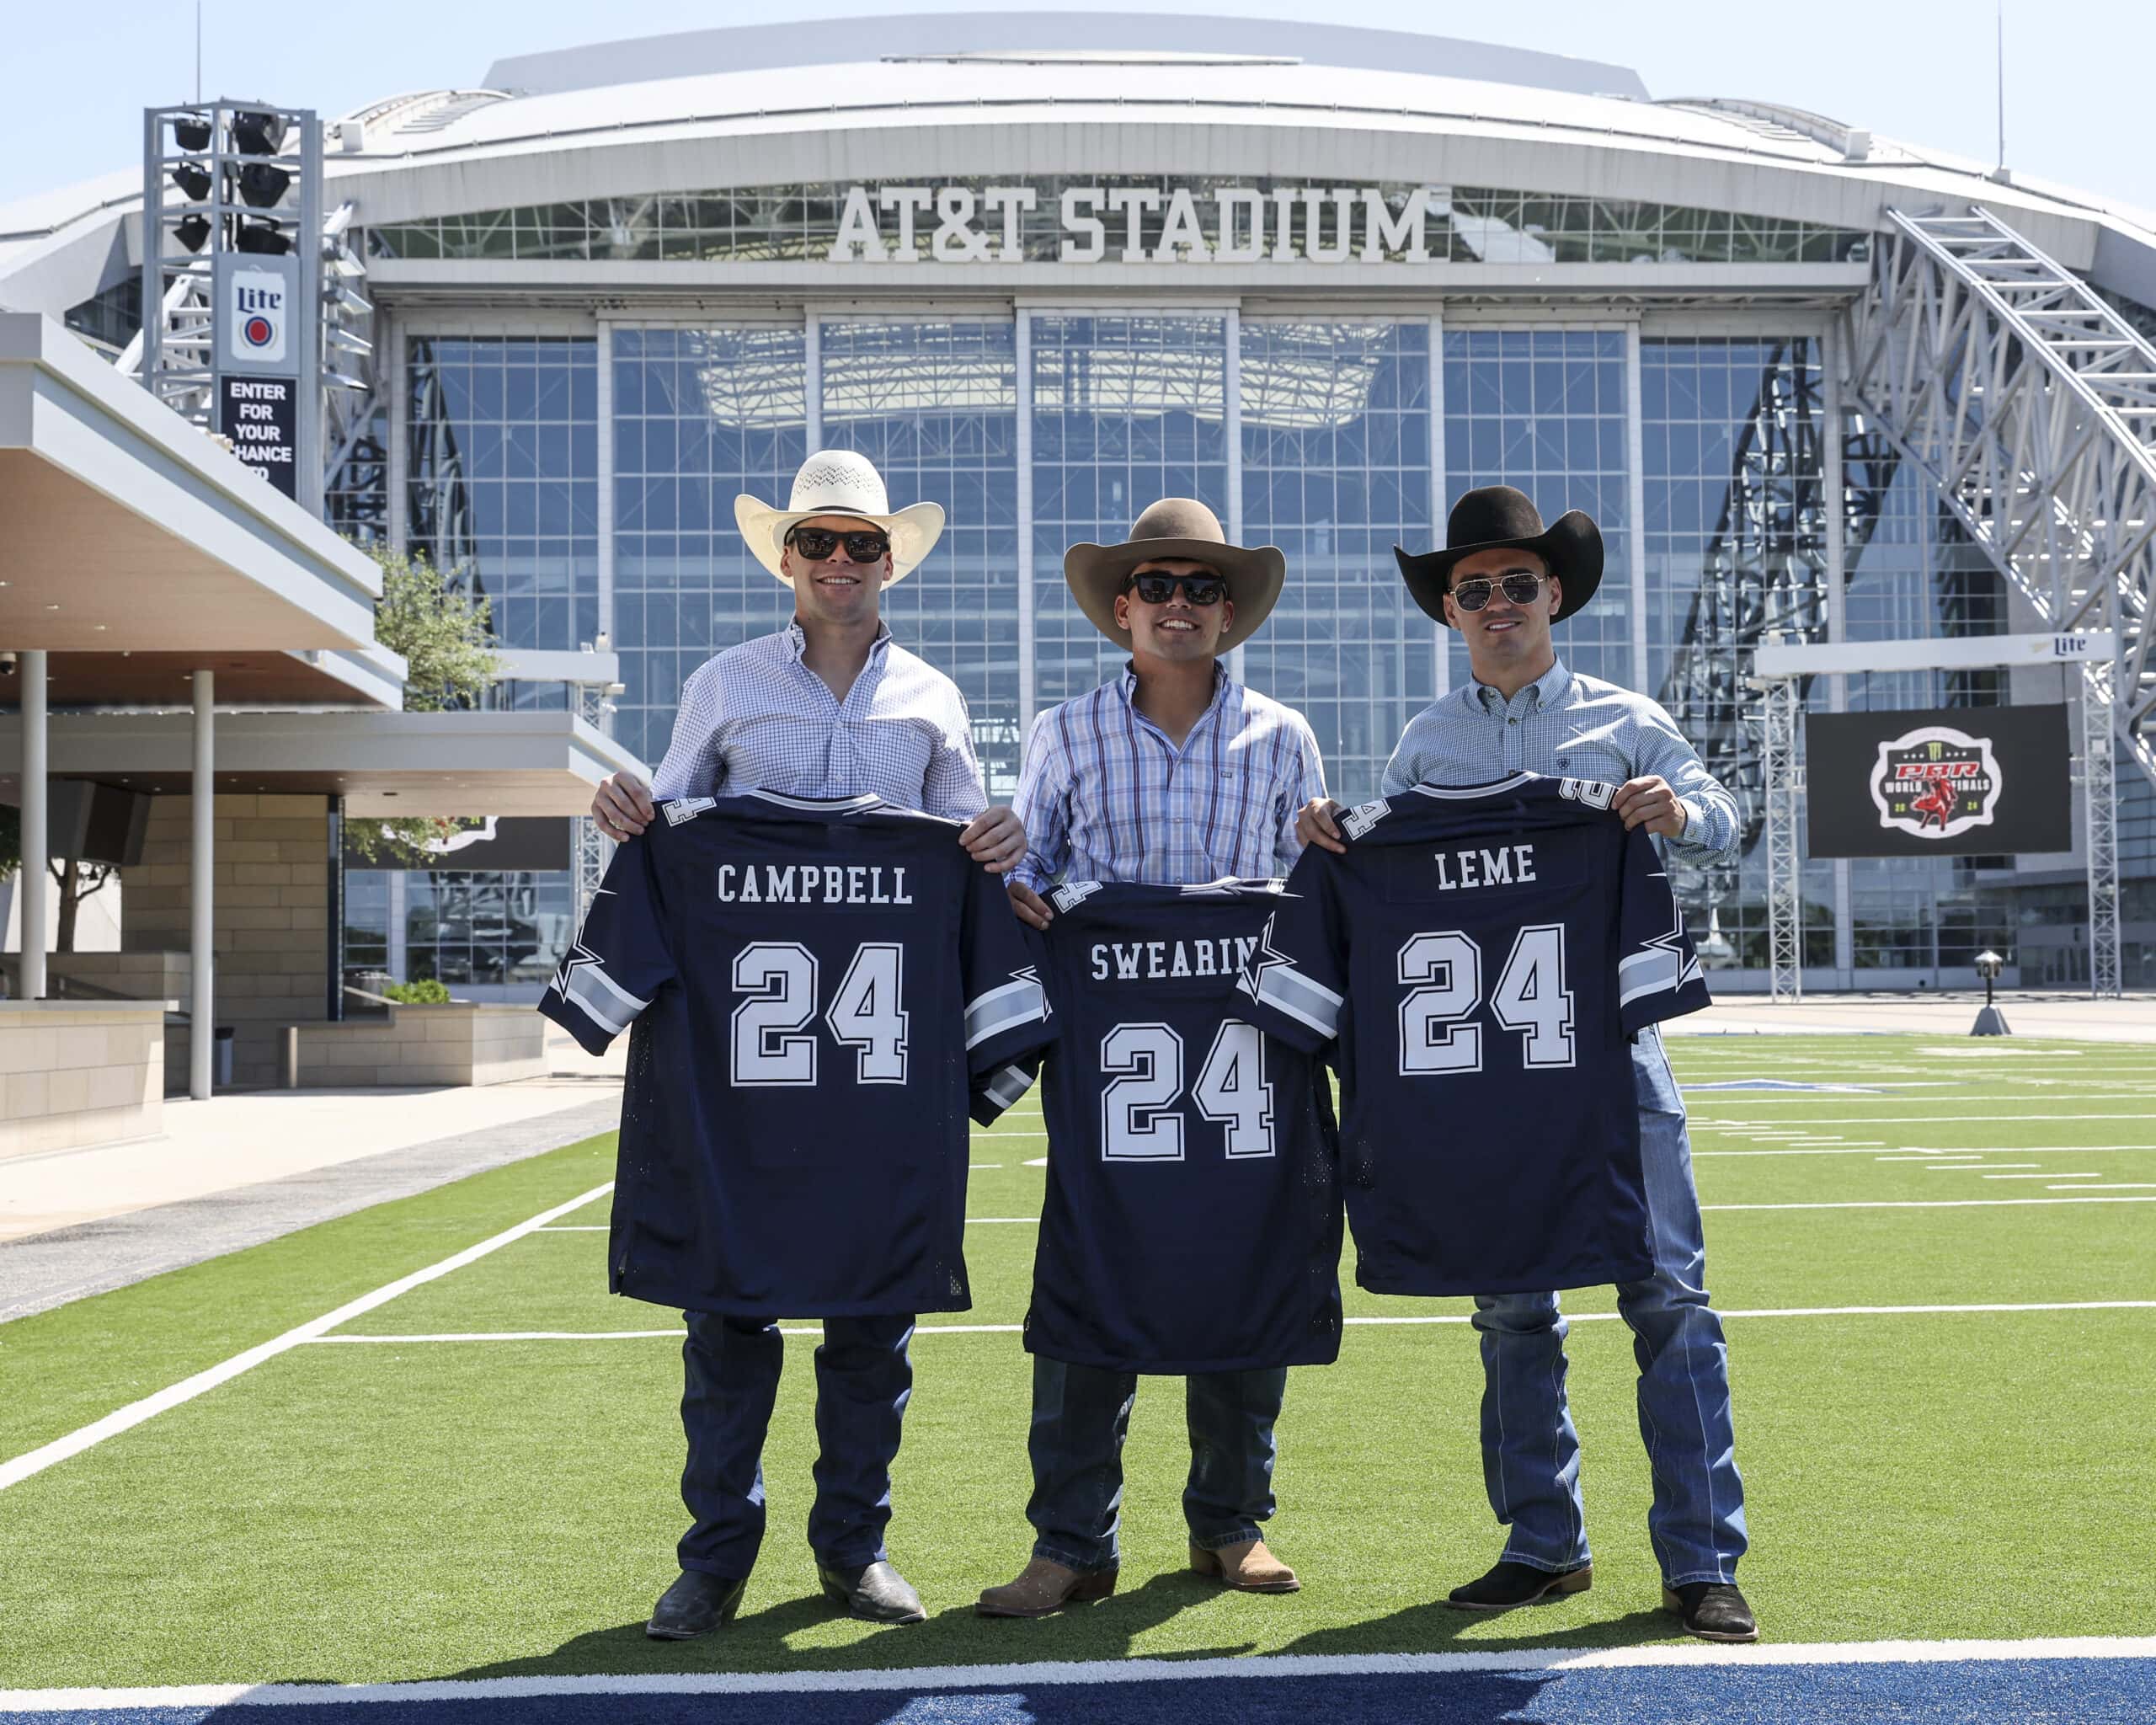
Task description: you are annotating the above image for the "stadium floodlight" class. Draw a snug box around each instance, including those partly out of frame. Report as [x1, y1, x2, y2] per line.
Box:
[234, 217, 292, 256]
[172, 113, 211, 151]
[231, 109, 287, 156]
[1971, 951, 2009, 1037]
[172, 161, 212, 202]
[237, 162, 291, 208]
[173, 212, 212, 253]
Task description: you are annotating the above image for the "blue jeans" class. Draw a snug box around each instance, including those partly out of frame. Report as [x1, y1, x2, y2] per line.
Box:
[676, 1310, 913, 1579]
[1025, 1355, 1287, 1573]
[1471, 1025, 1748, 1587]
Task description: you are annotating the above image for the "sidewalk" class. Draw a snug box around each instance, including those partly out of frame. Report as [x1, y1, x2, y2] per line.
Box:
[0, 1031, 626, 1322]
[1674, 991, 2156, 1044]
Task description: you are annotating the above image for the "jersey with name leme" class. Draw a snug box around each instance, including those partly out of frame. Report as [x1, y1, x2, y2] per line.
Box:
[538, 791, 1051, 1317]
[1238, 773, 1710, 1297]
[991, 880, 1343, 1375]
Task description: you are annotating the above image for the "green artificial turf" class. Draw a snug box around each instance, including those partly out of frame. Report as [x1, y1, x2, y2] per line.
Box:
[2, 1034, 2153, 1687]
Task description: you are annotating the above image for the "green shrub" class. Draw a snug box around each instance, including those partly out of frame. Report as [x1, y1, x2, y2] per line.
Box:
[383, 979, 453, 1006]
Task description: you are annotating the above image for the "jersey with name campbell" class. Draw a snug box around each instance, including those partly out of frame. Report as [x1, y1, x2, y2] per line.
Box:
[538, 790, 1052, 1318]
[1238, 772, 1710, 1297]
[996, 880, 1343, 1375]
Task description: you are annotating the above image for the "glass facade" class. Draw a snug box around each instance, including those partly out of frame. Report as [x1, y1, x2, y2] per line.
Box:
[406, 336, 600, 681]
[1029, 314, 1231, 710]
[1241, 320, 1436, 799]
[371, 180, 1870, 269]
[343, 869, 574, 996]
[387, 302, 2148, 994]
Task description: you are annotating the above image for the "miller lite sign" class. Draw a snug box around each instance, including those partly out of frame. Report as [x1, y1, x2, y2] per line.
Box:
[214, 254, 300, 375]
[1806, 705, 2071, 859]
[1868, 727, 2002, 840]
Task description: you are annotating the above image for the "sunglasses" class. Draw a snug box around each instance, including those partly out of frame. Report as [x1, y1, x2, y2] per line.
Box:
[786, 526, 891, 563]
[1449, 571, 1551, 612]
[1125, 572, 1227, 606]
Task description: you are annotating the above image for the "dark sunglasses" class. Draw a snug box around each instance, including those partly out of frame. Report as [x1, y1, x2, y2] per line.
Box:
[1125, 572, 1227, 606]
[1449, 571, 1551, 612]
[786, 526, 891, 563]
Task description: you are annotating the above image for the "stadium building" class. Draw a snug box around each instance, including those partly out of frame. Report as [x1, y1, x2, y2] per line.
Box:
[4, 9, 2154, 1003]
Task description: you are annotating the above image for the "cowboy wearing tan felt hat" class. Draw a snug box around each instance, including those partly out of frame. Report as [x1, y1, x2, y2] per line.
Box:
[587, 446, 1027, 1642]
[979, 496, 1327, 1618]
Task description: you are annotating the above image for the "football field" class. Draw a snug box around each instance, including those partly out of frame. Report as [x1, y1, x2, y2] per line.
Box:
[2, 1032, 2153, 1722]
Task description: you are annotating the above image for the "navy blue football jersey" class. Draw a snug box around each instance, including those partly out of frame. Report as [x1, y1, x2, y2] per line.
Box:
[538, 790, 1052, 1318]
[1239, 772, 1710, 1297]
[990, 880, 1344, 1375]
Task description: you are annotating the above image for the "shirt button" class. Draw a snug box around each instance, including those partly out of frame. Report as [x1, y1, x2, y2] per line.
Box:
[1508, 718, 1518, 726]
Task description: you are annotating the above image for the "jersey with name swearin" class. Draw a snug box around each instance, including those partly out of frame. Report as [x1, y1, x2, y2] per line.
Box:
[538, 791, 1051, 1317]
[1237, 773, 1710, 1297]
[985, 880, 1343, 1374]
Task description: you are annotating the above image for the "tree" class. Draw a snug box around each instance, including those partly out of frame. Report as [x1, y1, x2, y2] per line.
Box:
[347, 547, 504, 867]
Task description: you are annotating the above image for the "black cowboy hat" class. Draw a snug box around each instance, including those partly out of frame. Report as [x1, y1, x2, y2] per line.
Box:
[1394, 485, 1604, 628]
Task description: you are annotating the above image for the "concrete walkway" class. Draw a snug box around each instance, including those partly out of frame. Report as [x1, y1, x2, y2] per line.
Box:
[1675, 991, 2156, 1044]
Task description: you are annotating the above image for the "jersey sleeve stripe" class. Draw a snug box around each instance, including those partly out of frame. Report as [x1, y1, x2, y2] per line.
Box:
[964, 976, 1049, 1049]
[1246, 965, 1342, 1038]
[1617, 946, 1684, 1006]
[982, 1063, 1035, 1111]
[564, 964, 648, 1034]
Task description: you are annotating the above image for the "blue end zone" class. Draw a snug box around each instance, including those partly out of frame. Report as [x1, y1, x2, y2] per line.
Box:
[10, 1660, 2154, 1725]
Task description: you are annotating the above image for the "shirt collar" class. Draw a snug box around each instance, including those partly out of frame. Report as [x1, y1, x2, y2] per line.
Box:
[1470, 657, 1572, 714]
[1117, 660, 1232, 713]
[783, 618, 894, 663]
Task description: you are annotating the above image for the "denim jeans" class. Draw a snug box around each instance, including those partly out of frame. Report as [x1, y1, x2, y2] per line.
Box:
[1024, 1354, 1288, 1573]
[676, 1310, 914, 1579]
[1470, 1025, 1748, 1586]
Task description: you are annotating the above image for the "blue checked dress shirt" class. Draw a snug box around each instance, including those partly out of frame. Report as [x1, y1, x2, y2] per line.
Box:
[1011, 665, 1327, 891]
[649, 621, 989, 820]
[1380, 658, 1739, 861]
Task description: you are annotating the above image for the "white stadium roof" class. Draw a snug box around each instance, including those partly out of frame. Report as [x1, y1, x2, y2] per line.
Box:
[2, 12, 2153, 313]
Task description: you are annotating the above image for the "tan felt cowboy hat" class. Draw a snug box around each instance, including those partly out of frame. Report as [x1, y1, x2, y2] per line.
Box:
[1065, 498, 1285, 654]
[1395, 484, 1604, 627]
[734, 449, 945, 585]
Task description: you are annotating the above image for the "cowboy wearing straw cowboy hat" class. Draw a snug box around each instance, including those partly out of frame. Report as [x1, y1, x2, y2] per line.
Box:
[590, 449, 1027, 1639]
[1297, 483, 1758, 1644]
[978, 497, 1326, 1619]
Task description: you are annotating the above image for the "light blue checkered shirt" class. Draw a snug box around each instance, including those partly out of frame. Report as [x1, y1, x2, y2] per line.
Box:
[1380, 658, 1738, 861]
[649, 622, 988, 820]
[1011, 665, 1327, 891]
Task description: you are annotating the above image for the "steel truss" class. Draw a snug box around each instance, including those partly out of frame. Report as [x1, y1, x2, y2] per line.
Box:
[1842, 205, 2151, 997]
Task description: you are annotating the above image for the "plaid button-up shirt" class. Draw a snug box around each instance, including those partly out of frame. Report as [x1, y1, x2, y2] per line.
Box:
[1011, 666, 1326, 891]
[649, 622, 988, 820]
[1381, 658, 1739, 861]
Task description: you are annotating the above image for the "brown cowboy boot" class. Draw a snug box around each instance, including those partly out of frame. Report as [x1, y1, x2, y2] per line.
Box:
[975, 1556, 1118, 1618]
[1190, 1537, 1300, 1593]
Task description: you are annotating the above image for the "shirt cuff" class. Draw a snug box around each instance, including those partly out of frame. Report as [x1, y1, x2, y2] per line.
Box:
[1677, 797, 1700, 840]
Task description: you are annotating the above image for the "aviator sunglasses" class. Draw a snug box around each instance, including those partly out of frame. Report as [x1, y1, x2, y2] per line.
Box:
[786, 526, 892, 563]
[1125, 571, 1227, 606]
[1449, 571, 1552, 612]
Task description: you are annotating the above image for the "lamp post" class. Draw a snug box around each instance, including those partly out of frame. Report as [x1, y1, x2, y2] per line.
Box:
[1972, 950, 2009, 1037]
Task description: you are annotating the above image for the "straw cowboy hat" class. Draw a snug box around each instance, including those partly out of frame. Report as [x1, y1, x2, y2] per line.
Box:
[1394, 485, 1604, 627]
[734, 449, 945, 585]
[1064, 498, 1285, 654]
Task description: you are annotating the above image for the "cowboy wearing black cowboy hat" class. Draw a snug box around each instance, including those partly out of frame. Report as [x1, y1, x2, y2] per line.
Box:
[1297, 484, 1758, 1645]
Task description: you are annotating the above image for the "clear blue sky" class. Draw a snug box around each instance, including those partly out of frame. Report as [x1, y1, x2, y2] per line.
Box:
[4, 0, 2151, 213]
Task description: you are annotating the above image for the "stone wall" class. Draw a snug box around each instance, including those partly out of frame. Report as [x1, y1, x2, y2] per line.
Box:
[120, 793, 330, 1092]
[288, 1004, 547, 1087]
[0, 1004, 164, 1156]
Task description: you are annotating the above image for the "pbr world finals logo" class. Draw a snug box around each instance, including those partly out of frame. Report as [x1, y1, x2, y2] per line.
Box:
[1868, 725, 2004, 841]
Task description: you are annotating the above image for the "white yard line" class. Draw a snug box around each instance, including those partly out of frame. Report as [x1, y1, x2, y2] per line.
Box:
[1705, 1144, 2153, 1160]
[1703, 1196, 2156, 1211]
[1985, 1172, 2098, 1179]
[304, 1300, 2156, 1346]
[0, 1181, 616, 1496]
[1927, 1164, 2041, 1172]
[2049, 1183, 2156, 1191]
[1693, 1112, 2156, 1129]
[8, 1636, 2154, 1708]
[965, 1217, 1039, 1225]
[535, 1225, 608, 1231]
